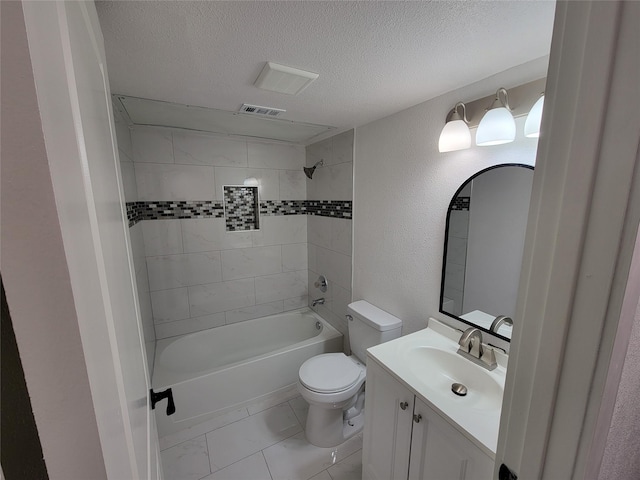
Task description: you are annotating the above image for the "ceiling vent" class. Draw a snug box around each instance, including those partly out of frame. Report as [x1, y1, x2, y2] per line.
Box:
[239, 104, 286, 117]
[254, 62, 319, 95]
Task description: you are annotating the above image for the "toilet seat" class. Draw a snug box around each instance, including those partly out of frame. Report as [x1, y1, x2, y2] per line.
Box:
[299, 353, 365, 394]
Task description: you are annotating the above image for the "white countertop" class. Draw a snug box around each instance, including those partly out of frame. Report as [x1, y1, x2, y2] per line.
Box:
[367, 318, 507, 458]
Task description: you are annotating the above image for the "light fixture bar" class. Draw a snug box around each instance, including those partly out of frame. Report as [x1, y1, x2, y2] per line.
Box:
[445, 78, 546, 129]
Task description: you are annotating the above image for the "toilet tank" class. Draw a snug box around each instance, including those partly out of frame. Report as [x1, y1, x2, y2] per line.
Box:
[347, 300, 403, 364]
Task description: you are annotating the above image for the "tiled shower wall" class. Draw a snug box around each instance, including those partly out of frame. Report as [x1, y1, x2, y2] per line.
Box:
[306, 130, 354, 349]
[123, 126, 309, 340]
[114, 107, 156, 373]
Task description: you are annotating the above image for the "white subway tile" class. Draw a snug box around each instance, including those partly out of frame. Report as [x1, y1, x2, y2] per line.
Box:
[330, 284, 352, 320]
[224, 300, 284, 324]
[331, 217, 352, 256]
[135, 163, 215, 201]
[155, 313, 226, 339]
[252, 215, 307, 246]
[173, 132, 247, 167]
[132, 128, 173, 164]
[113, 108, 133, 161]
[308, 161, 352, 201]
[307, 215, 332, 249]
[249, 168, 279, 201]
[331, 130, 354, 165]
[306, 138, 332, 168]
[147, 252, 222, 291]
[221, 246, 282, 281]
[444, 262, 465, 292]
[248, 142, 305, 170]
[449, 210, 470, 238]
[150, 287, 190, 323]
[214, 167, 248, 199]
[284, 295, 308, 310]
[255, 270, 308, 304]
[316, 247, 351, 291]
[282, 243, 308, 272]
[307, 243, 317, 273]
[188, 278, 255, 316]
[181, 218, 252, 253]
[446, 236, 468, 266]
[142, 219, 183, 256]
[129, 222, 146, 261]
[120, 161, 138, 202]
[279, 170, 306, 200]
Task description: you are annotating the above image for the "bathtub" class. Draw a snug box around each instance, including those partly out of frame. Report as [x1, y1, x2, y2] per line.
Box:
[152, 308, 342, 437]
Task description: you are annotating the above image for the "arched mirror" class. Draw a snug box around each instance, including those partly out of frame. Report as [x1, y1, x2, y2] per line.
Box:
[440, 164, 534, 341]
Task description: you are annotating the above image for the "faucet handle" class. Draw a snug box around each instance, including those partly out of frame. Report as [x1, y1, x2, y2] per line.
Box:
[480, 345, 498, 370]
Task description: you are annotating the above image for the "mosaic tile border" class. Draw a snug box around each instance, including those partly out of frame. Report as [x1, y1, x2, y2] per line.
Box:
[127, 200, 353, 227]
[451, 196, 470, 211]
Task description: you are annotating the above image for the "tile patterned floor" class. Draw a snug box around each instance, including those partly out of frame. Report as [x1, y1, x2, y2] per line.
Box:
[160, 391, 363, 480]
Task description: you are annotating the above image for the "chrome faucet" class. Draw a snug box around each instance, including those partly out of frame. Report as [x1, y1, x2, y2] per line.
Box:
[490, 315, 513, 333]
[311, 297, 325, 307]
[457, 327, 497, 370]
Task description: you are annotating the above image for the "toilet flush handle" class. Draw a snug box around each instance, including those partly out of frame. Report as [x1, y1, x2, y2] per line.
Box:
[346, 315, 353, 322]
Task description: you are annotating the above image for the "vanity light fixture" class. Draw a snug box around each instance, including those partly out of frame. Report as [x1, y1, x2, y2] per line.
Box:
[524, 93, 545, 138]
[476, 88, 516, 146]
[438, 102, 471, 153]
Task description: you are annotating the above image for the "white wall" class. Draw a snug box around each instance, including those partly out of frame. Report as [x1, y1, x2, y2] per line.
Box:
[353, 59, 546, 335]
[129, 128, 309, 339]
[306, 130, 354, 347]
[598, 296, 640, 479]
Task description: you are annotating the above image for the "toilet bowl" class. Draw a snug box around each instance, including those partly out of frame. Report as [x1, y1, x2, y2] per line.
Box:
[298, 353, 366, 447]
[298, 300, 403, 447]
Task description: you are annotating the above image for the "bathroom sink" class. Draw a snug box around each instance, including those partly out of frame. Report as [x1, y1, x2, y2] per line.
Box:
[404, 346, 503, 412]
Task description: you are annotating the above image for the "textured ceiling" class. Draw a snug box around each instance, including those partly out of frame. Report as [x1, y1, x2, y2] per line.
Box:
[96, 1, 555, 140]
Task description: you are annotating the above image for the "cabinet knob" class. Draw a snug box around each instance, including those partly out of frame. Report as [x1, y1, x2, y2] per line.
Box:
[413, 414, 422, 423]
[399, 401, 409, 410]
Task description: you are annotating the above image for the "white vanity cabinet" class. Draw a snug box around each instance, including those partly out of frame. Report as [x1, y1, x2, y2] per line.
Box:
[363, 358, 494, 480]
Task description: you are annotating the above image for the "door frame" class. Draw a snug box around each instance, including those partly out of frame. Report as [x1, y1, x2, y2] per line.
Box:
[21, 1, 157, 478]
[496, 1, 640, 478]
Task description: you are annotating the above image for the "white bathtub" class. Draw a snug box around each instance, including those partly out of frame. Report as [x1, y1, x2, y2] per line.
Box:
[152, 308, 342, 437]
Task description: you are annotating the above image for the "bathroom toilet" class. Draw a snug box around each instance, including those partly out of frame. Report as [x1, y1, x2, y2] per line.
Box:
[298, 300, 402, 447]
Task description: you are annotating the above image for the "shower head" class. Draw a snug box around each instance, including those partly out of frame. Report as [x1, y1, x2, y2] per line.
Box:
[304, 159, 324, 179]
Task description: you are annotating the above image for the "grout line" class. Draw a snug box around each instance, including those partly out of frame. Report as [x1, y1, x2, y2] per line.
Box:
[203, 432, 213, 478]
[261, 451, 275, 480]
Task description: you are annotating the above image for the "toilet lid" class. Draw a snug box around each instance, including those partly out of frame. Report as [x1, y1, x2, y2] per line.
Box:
[299, 353, 363, 393]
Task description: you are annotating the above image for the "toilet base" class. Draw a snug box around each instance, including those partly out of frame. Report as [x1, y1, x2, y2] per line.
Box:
[304, 404, 364, 447]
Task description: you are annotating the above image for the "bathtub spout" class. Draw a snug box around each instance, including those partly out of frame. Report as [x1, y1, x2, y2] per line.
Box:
[312, 298, 325, 307]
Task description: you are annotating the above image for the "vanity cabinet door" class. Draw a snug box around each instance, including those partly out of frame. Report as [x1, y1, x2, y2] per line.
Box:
[408, 398, 494, 480]
[362, 359, 415, 480]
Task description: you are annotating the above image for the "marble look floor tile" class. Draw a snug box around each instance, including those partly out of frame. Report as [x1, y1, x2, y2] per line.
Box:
[202, 452, 272, 480]
[160, 435, 210, 480]
[308, 471, 332, 480]
[326, 450, 362, 480]
[263, 432, 363, 480]
[288, 396, 309, 427]
[159, 408, 249, 451]
[206, 404, 302, 472]
[247, 386, 300, 415]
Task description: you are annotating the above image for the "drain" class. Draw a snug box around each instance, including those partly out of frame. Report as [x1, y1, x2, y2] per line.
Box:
[451, 383, 468, 397]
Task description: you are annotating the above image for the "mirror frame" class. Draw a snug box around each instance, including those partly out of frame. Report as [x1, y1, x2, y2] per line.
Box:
[439, 163, 534, 342]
